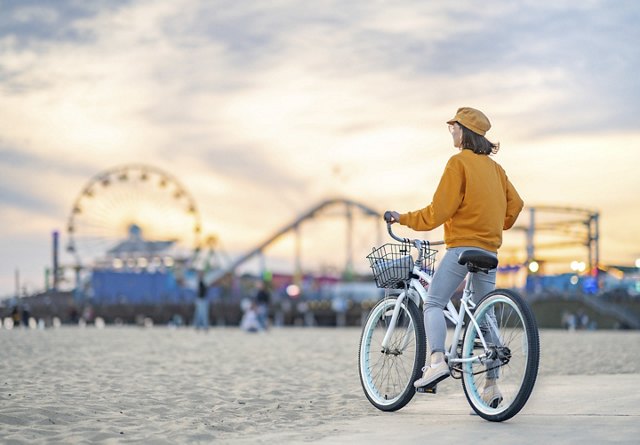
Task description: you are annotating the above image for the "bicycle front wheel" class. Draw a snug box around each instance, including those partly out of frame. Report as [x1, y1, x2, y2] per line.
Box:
[358, 292, 426, 411]
[461, 289, 540, 422]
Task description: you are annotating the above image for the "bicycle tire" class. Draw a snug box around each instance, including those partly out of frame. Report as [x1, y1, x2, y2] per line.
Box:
[460, 289, 540, 422]
[358, 293, 426, 411]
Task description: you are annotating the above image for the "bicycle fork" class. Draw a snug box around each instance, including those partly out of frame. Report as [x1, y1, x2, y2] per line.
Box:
[380, 292, 408, 352]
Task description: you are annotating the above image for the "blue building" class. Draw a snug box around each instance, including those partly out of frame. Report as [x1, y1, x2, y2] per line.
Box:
[88, 224, 197, 304]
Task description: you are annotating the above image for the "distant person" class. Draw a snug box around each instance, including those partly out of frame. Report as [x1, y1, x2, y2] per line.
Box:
[332, 296, 348, 327]
[561, 311, 577, 331]
[68, 306, 79, 324]
[193, 272, 210, 331]
[240, 301, 262, 333]
[577, 310, 589, 330]
[11, 304, 21, 327]
[82, 305, 94, 324]
[21, 303, 31, 327]
[387, 107, 523, 406]
[255, 281, 271, 330]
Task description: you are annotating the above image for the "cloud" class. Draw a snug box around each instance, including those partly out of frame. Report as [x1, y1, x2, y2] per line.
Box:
[0, 181, 56, 215]
[1, 0, 640, 294]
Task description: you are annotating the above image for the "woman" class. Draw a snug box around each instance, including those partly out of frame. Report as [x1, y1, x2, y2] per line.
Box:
[387, 107, 523, 405]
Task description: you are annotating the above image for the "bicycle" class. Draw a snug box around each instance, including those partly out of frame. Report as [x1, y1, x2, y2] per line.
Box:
[358, 212, 540, 422]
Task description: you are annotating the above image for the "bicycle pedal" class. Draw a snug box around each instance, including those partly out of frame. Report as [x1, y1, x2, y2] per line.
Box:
[416, 384, 437, 394]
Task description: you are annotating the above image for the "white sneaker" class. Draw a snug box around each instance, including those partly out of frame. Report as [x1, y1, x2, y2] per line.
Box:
[413, 360, 450, 388]
[481, 383, 503, 408]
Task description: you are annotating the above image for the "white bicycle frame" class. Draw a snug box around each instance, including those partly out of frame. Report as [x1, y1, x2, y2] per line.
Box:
[380, 262, 492, 366]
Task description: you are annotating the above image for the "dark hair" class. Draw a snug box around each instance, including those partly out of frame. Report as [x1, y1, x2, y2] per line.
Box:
[459, 124, 500, 155]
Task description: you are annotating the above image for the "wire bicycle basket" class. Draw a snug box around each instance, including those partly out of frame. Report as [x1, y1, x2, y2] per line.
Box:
[367, 243, 437, 289]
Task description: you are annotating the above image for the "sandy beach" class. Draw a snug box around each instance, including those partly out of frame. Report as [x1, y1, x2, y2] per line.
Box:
[1, 327, 639, 444]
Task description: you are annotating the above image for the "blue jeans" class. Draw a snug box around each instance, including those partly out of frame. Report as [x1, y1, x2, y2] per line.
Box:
[256, 303, 269, 330]
[193, 299, 210, 329]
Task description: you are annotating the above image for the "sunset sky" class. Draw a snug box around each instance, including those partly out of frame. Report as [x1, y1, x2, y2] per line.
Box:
[1, 0, 640, 297]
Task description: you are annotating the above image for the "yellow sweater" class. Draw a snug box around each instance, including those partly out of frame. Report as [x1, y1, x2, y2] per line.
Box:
[399, 149, 523, 252]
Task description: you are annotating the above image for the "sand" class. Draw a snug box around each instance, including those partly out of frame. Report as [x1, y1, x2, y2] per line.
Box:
[1, 327, 639, 444]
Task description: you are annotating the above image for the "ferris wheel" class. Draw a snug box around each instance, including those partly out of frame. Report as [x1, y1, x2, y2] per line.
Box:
[66, 164, 202, 269]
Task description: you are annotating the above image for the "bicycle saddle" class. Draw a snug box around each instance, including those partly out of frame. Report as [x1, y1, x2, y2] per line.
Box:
[458, 250, 498, 273]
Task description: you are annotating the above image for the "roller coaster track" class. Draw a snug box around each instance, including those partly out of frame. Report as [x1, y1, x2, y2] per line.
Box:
[209, 198, 381, 284]
[208, 201, 601, 280]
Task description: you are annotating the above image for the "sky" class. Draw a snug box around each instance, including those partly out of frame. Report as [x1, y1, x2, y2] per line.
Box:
[1, 0, 640, 297]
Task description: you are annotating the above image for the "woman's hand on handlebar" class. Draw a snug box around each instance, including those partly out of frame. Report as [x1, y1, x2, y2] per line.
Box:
[383, 211, 400, 224]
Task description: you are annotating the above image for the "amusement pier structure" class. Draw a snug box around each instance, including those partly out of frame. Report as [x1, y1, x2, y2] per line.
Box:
[57, 163, 605, 296]
[27, 163, 637, 328]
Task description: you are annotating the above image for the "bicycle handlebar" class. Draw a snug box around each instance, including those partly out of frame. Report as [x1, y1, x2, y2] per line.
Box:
[383, 211, 445, 247]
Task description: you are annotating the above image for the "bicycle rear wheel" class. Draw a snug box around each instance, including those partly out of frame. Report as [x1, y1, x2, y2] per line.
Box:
[358, 291, 426, 411]
[461, 289, 539, 422]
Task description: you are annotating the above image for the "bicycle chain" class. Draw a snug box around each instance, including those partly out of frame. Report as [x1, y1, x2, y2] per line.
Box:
[450, 363, 503, 379]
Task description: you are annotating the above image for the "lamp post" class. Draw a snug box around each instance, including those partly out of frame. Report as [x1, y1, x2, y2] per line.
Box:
[525, 260, 539, 295]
